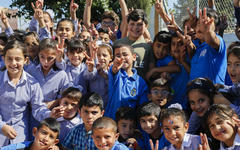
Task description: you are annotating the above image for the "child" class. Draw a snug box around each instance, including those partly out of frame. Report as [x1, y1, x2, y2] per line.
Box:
[137, 102, 170, 150]
[56, 38, 87, 94]
[0, 40, 53, 146]
[1, 118, 60, 150]
[98, 28, 111, 44]
[84, 43, 113, 107]
[62, 92, 104, 150]
[204, 104, 240, 149]
[58, 87, 83, 142]
[92, 117, 129, 150]
[104, 43, 148, 119]
[115, 107, 139, 149]
[56, 19, 76, 41]
[161, 108, 201, 150]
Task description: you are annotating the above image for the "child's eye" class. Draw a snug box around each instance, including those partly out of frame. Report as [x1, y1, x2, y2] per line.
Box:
[198, 98, 205, 103]
[236, 63, 240, 67]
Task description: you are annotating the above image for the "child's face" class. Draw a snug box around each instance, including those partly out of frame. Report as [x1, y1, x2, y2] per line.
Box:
[171, 37, 181, 59]
[99, 33, 110, 44]
[139, 115, 158, 134]
[149, 86, 169, 107]
[117, 119, 135, 140]
[32, 125, 59, 150]
[101, 18, 117, 33]
[227, 53, 240, 84]
[208, 113, 236, 144]
[67, 50, 85, 67]
[127, 19, 145, 40]
[162, 115, 188, 149]
[114, 47, 136, 71]
[60, 97, 78, 120]
[97, 47, 112, 70]
[153, 41, 169, 59]
[4, 48, 27, 79]
[43, 13, 53, 32]
[188, 89, 211, 117]
[57, 21, 75, 41]
[92, 128, 119, 150]
[39, 49, 56, 73]
[79, 106, 104, 131]
[25, 35, 39, 59]
[79, 31, 91, 41]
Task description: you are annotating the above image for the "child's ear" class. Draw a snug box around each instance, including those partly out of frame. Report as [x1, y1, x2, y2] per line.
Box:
[132, 53, 136, 61]
[147, 93, 152, 101]
[100, 110, 105, 117]
[54, 139, 59, 145]
[184, 122, 189, 131]
[32, 127, 38, 137]
[24, 57, 29, 65]
[115, 133, 120, 140]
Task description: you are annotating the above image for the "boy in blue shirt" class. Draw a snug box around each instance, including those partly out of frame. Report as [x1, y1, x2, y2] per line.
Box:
[92, 117, 129, 150]
[62, 92, 104, 150]
[105, 44, 148, 119]
[1, 118, 60, 150]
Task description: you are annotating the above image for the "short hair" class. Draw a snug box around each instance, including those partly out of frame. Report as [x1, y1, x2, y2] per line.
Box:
[227, 45, 240, 61]
[61, 87, 82, 102]
[160, 108, 187, 124]
[8, 30, 26, 42]
[113, 43, 135, 55]
[153, 31, 172, 44]
[3, 40, 27, 57]
[79, 92, 104, 111]
[138, 102, 161, 120]
[92, 117, 117, 133]
[102, 11, 120, 26]
[66, 38, 86, 53]
[115, 107, 137, 123]
[39, 38, 57, 52]
[57, 19, 75, 32]
[25, 31, 39, 43]
[98, 28, 109, 34]
[0, 32, 8, 45]
[37, 118, 60, 137]
[150, 78, 171, 92]
[127, 9, 148, 25]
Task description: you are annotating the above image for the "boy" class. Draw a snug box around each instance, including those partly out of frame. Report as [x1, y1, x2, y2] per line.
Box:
[137, 102, 170, 150]
[1, 118, 60, 150]
[58, 87, 83, 142]
[92, 117, 129, 150]
[113, 9, 154, 79]
[104, 44, 148, 119]
[161, 108, 201, 150]
[62, 92, 104, 150]
[98, 28, 111, 44]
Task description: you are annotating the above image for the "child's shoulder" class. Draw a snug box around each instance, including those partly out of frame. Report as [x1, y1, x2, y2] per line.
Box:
[1, 141, 32, 150]
[111, 141, 129, 150]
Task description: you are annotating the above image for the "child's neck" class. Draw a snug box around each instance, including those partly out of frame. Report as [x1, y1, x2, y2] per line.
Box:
[125, 68, 134, 77]
[42, 67, 51, 76]
[128, 35, 143, 42]
[224, 131, 237, 147]
[8, 71, 22, 86]
[150, 127, 162, 139]
[30, 142, 43, 150]
[173, 142, 183, 150]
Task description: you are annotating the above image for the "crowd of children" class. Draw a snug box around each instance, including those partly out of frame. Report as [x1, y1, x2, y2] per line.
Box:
[1, 0, 240, 149]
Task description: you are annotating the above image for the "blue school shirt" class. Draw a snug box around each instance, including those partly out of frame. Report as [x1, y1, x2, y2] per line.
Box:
[111, 141, 129, 150]
[220, 133, 240, 150]
[62, 123, 98, 150]
[0, 70, 51, 146]
[29, 17, 51, 41]
[190, 35, 226, 84]
[156, 55, 174, 67]
[26, 64, 69, 102]
[105, 66, 149, 119]
[83, 67, 108, 107]
[56, 60, 87, 94]
[1, 141, 32, 150]
[137, 130, 170, 150]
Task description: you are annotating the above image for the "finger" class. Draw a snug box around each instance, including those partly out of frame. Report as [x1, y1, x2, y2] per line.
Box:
[184, 25, 187, 37]
[198, 145, 203, 150]
[31, 2, 36, 10]
[203, 7, 207, 19]
[193, 7, 196, 16]
[156, 0, 159, 4]
[149, 139, 154, 150]
[176, 31, 184, 40]
[187, 8, 192, 18]
[71, 0, 74, 5]
[83, 52, 90, 60]
[155, 140, 159, 150]
[199, 9, 202, 20]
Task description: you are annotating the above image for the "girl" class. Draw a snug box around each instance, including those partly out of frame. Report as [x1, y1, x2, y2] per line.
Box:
[204, 104, 240, 149]
[26, 38, 69, 109]
[83, 43, 113, 107]
[0, 40, 51, 146]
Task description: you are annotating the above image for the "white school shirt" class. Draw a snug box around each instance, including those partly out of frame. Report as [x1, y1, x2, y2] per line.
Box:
[162, 133, 201, 150]
[220, 133, 240, 150]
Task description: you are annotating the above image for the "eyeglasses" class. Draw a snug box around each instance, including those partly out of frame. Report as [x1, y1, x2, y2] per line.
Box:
[151, 89, 169, 97]
[101, 21, 115, 27]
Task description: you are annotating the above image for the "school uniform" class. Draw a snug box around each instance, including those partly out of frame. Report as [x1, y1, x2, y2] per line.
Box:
[1, 141, 33, 150]
[156, 55, 174, 67]
[110, 141, 129, 150]
[219, 133, 240, 150]
[105, 66, 149, 119]
[0, 70, 51, 146]
[190, 35, 226, 84]
[62, 123, 98, 150]
[4, 27, 14, 37]
[29, 17, 51, 41]
[162, 133, 201, 150]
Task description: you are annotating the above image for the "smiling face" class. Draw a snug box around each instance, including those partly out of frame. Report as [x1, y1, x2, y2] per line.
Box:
[60, 97, 78, 120]
[97, 47, 112, 70]
[162, 115, 188, 149]
[67, 50, 85, 67]
[139, 115, 158, 135]
[25, 35, 39, 60]
[153, 41, 170, 59]
[32, 125, 59, 150]
[227, 53, 240, 84]
[188, 89, 211, 117]
[92, 128, 119, 150]
[117, 119, 135, 140]
[56, 20, 75, 41]
[149, 86, 169, 107]
[127, 19, 145, 41]
[38, 49, 56, 75]
[43, 13, 53, 33]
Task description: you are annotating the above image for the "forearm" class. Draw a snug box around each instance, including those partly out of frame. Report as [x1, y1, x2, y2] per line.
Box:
[83, 4, 91, 29]
[70, 11, 77, 22]
[204, 30, 220, 50]
[119, 0, 128, 33]
[153, 65, 180, 74]
[181, 61, 191, 74]
[158, 11, 171, 24]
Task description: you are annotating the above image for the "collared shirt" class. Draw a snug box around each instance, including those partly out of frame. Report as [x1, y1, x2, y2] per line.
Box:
[220, 133, 240, 150]
[1, 141, 33, 150]
[26, 64, 69, 102]
[58, 114, 83, 142]
[105, 66, 149, 119]
[4, 27, 14, 38]
[162, 133, 201, 150]
[62, 124, 98, 150]
[111, 141, 129, 150]
[0, 70, 50, 146]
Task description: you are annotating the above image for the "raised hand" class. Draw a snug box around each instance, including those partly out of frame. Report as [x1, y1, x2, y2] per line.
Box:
[187, 7, 197, 28]
[112, 57, 123, 74]
[70, 0, 79, 13]
[0, 10, 9, 27]
[50, 105, 65, 119]
[167, 13, 179, 32]
[1, 124, 17, 139]
[198, 133, 210, 150]
[86, 0, 93, 6]
[199, 8, 215, 34]
[56, 37, 65, 62]
[89, 24, 99, 39]
[150, 139, 159, 150]
[155, 0, 164, 14]
[232, 116, 240, 136]
[84, 51, 95, 72]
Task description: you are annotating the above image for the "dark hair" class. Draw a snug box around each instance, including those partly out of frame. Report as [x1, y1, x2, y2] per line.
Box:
[57, 19, 75, 32]
[98, 28, 109, 34]
[227, 45, 240, 60]
[115, 107, 136, 123]
[227, 41, 240, 53]
[0, 32, 8, 45]
[187, 78, 216, 104]
[39, 38, 57, 52]
[61, 87, 82, 102]
[138, 102, 161, 121]
[66, 38, 86, 53]
[37, 117, 60, 137]
[160, 108, 187, 124]
[113, 43, 135, 55]
[153, 31, 172, 44]
[127, 9, 148, 25]
[8, 30, 26, 42]
[25, 31, 39, 43]
[79, 92, 104, 111]
[150, 78, 171, 92]
[102, 11, 120, 26]
[92, 117, 117, 133]
[3, 40, 27, 57]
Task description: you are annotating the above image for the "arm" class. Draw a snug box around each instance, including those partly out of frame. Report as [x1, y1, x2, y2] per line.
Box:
[1, 11, 13, 37]
[83, 0, 92, 29]
[119, 0, 129, 38]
